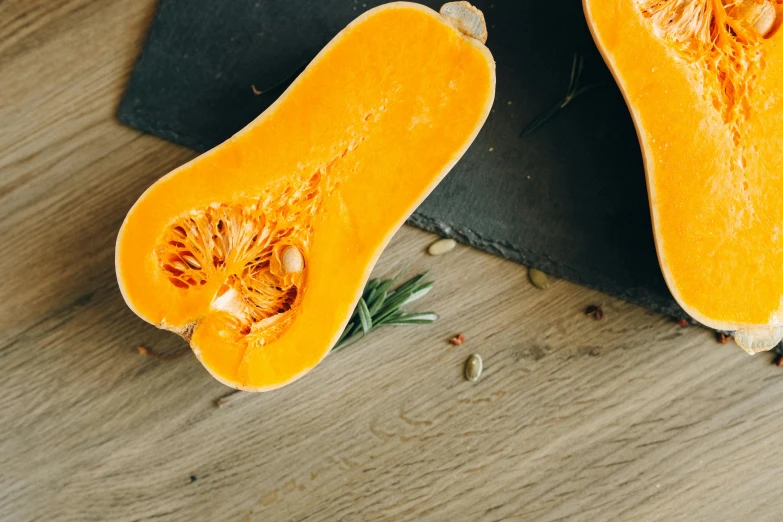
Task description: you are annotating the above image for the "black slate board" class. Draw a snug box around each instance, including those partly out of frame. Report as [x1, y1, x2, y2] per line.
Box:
[118, 0, 686, 318]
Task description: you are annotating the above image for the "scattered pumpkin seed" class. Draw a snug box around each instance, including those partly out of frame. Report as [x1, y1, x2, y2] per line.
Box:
[528, 268, 551, 290]
[428, 238, 457, 256]
[465, 353, 483, 382]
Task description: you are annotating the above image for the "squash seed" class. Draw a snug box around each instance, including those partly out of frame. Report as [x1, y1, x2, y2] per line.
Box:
[182, 254, 201, 269]
[753, 2, 777, 37]
[734, 0, 777, 37]
[281, 246, 304, 273]
[428, 238, 457, 256]
[528, 268, 551, 290]
[465, 354, 483, 382]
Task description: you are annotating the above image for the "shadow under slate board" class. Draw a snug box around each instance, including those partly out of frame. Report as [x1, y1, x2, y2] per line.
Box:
[117, 0, 687, 319]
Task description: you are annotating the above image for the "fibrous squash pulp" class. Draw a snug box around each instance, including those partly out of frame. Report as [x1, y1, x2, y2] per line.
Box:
[116, 2, 496, 390]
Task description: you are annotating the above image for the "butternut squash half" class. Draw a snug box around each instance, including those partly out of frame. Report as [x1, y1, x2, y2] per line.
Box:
[584, 0, 783, 353]
[116, 2, 495, 390]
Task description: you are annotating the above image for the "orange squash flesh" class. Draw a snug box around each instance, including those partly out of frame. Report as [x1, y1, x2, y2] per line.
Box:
[116, 2, 496, 390]
[584, 0, 783, 352]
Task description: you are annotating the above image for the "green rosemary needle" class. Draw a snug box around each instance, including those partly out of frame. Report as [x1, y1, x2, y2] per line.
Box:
[332, 270, 438, 352]
[520, 53, 602, 138]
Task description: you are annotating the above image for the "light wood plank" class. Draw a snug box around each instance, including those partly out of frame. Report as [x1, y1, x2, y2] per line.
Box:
[2, 0, 783, 521]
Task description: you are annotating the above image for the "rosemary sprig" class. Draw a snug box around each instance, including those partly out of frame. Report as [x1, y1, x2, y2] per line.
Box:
[332, 270, 438, 352]
[520, 53, 602, 138]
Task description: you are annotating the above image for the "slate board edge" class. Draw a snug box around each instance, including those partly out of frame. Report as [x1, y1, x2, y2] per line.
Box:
[408, 212, 690, 321]
[117, 110, 210, 153]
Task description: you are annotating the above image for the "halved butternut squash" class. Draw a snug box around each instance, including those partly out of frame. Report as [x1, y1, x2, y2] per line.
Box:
[584, 0, 783, 353]
[116, 2, 496, 390]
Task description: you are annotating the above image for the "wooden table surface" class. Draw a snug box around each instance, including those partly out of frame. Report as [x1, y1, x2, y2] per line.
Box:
[4, 1, 783, 520]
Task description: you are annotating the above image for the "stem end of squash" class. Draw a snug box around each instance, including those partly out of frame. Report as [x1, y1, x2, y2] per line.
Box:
[440, 2, 488, 44]
[734, 326, 783, 355]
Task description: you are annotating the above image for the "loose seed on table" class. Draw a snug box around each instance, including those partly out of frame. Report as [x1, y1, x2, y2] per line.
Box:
[528, 268, 550, 290]
[428, 238, 457, 256]
[465, 354, 483, 382]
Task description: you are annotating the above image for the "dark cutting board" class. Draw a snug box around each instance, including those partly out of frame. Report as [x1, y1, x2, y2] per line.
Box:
[117, 0, 686, 318]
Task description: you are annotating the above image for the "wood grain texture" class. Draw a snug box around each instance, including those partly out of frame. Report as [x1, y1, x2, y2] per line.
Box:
[2, 1, 783, 521]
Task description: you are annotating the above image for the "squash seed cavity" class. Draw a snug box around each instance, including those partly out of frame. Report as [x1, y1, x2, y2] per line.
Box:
[156, 174, 323, 346]
[154, 135, 371, 347]
[636, 0, 778, 143]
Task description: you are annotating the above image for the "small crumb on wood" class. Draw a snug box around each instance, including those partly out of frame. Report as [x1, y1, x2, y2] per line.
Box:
[715, 332, 731, 344]
[676, 318, 688, 327]
[251, 84, 262, 95]
[449, 333, 465, 346]
[189, 475, 197, 483]
[585, 305, 604, 321]
[137, 346, 189, 361]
